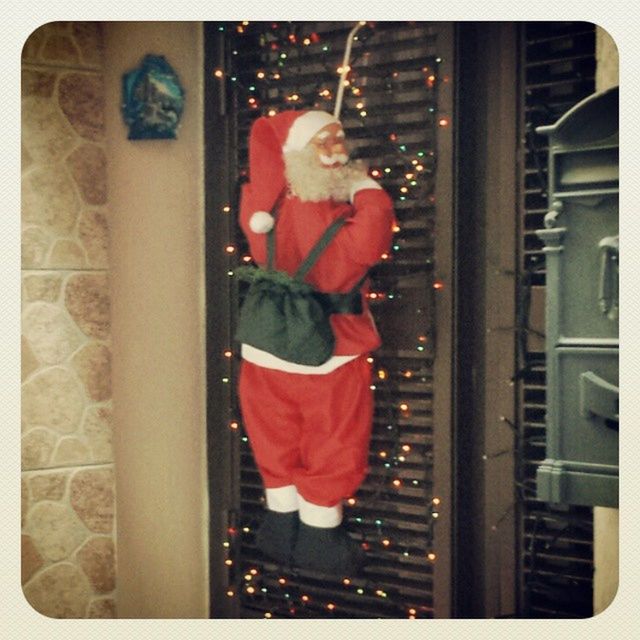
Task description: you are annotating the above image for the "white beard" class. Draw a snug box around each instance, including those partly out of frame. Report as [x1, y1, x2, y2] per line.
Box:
[284, 146, 368, 202]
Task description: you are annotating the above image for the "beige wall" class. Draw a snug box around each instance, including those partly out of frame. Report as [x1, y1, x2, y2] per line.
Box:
[103, 22, 208, 618]
[593, 24, 619, 616]
[21, 22, 117, 618]
[596, 25, 619, 92]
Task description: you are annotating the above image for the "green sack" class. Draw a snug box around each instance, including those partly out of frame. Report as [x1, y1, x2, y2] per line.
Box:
[235, 268, 337, 365]
[235, 216, 363, 366]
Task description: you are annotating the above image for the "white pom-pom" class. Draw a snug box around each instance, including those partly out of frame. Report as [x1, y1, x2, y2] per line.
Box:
[249, 211, 275, 234]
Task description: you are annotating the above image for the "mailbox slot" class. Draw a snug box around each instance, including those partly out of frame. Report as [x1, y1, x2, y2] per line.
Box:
[555, 147, 618, 189]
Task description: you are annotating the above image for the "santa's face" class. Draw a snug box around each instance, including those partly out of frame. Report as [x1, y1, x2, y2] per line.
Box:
[308, 123, 348, 168]
[284, 121, 366, 202]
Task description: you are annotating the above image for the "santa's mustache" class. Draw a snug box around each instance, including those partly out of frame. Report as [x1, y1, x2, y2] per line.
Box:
[319, 153, 349, 166]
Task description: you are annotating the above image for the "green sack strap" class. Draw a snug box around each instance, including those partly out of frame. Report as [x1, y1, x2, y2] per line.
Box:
[315, 289, 363, 315]
[266, 216, 347, 279]
[293, 217, 347, 281]
[235, 266, 365, 315]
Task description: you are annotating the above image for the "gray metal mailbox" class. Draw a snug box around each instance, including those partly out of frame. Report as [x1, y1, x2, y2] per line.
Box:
[535, 85, 619, 508]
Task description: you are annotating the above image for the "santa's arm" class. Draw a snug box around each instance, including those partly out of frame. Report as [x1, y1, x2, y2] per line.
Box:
[333, 179, 395, 264]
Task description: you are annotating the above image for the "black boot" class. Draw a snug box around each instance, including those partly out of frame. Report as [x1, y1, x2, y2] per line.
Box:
[255, 510, 299, 565]
[292, 521, 366, 576]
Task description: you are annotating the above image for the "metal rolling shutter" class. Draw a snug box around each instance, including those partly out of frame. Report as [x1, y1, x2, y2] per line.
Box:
[207, 20, 454, 618]
[516, 21, 597, 618]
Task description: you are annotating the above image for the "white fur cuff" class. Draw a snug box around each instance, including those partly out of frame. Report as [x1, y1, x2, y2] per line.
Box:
[248, 210, 275, 234]
[265, 485, 299, 512]
[349, 177, 383, 202]
[298, 493, 343, 528]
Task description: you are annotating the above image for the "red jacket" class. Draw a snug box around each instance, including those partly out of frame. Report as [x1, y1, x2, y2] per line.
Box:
[239, 185, 396, 356]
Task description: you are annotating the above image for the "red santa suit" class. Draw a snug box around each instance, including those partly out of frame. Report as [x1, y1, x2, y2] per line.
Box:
[237, 110, 394, 569]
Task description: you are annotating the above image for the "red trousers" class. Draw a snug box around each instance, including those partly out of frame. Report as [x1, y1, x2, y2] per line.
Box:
[238, 356, 373, 507]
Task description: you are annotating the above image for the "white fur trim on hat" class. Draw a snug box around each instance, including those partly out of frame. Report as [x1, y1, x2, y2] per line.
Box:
[248, 210, 275, 234]
[282, 111, 341, 153]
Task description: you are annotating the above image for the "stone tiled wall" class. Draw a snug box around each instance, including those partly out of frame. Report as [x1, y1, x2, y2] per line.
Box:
[21, 22, 116, 618]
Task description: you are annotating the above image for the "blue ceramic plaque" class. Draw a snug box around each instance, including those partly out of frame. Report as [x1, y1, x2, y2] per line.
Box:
[122, 54, 185, 140]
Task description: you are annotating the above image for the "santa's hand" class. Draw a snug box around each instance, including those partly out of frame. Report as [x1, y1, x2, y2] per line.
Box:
[248, 210, 275, 234]
[349, 176, 383, 203]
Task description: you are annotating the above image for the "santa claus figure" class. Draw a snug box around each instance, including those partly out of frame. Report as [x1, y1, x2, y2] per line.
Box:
[238, 109, 395, 575]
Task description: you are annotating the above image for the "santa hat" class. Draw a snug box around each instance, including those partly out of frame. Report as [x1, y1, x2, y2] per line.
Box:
[246, 110, 341, 234]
